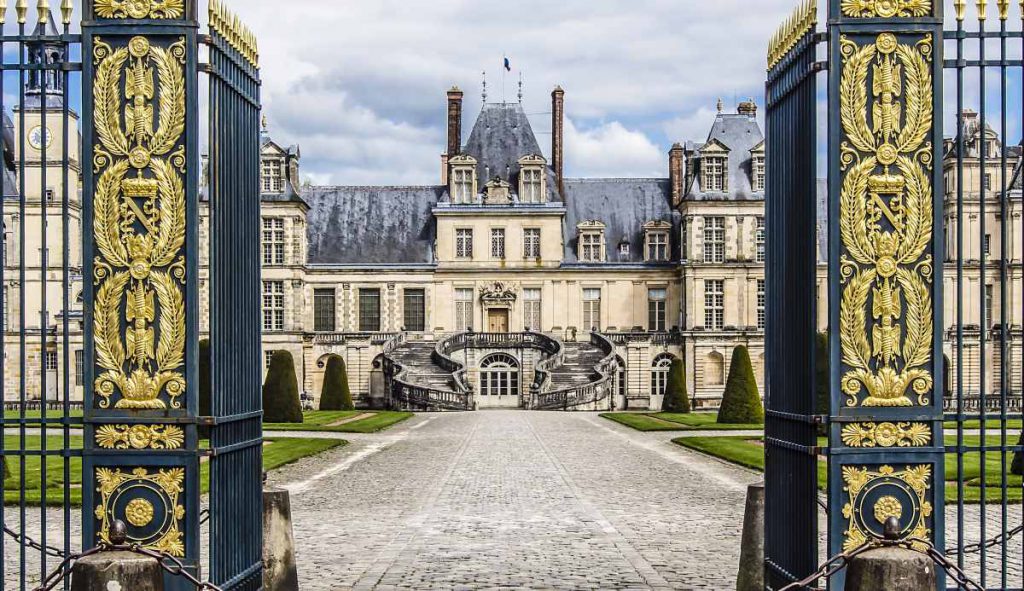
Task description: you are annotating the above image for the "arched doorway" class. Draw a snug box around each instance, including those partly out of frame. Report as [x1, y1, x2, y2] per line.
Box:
[615, 356, 627, 410]
[651, 353, 677, 410]
[478, 353, 521, 408]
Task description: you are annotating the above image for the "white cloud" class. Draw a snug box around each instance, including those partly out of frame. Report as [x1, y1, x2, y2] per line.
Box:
[564, 118, 665, 178]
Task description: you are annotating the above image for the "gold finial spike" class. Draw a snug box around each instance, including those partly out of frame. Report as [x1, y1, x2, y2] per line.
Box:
[955, 0, 967, 19]
[36, 0, 47, 25]
[15, 0, 27, 24]
[977, 0, 988, 20]
[0, 0, 8, 25]
[60, 0, 70, 24]
[998, 0, 1009, 18]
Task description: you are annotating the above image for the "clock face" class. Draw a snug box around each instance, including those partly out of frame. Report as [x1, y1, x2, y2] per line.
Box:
[28, 126, 52, 150]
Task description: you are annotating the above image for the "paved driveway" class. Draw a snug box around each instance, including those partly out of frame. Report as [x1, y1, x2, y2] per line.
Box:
[268, 411, 761, 590]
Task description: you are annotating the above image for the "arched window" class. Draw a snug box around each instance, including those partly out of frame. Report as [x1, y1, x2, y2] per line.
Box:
[650, 353, 676, 397]
[479, 353, 520, 398]
[705, 351, 725, 386]
[615, 356, 627, 399]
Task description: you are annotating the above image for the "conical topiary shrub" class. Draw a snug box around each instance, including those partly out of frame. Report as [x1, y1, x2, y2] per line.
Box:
[198, 339, 212, 439]
[718, 345, 765, 424]
[661, 358, 690, 413]
[1012, 431, 1024, 476]
[262, 350, 303, 424]
[319, 354, 354, 411]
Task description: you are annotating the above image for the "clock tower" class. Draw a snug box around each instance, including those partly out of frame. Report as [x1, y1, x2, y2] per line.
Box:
[2, 8, 84, 401]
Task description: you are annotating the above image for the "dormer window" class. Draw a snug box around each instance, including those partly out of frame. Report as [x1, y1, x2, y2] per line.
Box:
[751, 142, 765, 192]
[619, 242, 630, 258]
[703, 155, 727, 192]
[644, 221, 671, 262]
[518, 154, 547, 204]
[449, 154, 478, 204]
[261, 159, 283, 193]
[577, 221, 606, 263]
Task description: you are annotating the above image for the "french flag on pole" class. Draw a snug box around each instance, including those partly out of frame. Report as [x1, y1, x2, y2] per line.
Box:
[504, 56, 511, 72]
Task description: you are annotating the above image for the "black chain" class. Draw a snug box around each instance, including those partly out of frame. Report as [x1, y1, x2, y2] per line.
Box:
[947, 524, 1023, 556]
[779, 534, 988, 591]
[199, 508, 210, 525]
[32, 541, 225, 591]
[2, 524, 69, 558]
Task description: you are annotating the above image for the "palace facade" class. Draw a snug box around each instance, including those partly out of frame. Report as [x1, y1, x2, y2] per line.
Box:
[1, 46, 1020, 411]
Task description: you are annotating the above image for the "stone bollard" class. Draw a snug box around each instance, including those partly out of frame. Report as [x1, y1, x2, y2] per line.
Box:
[846, 547, 937, 590]
[735, 482, 765, 591]
[263, 487, 300, 591]
[70, 552, 164, 591]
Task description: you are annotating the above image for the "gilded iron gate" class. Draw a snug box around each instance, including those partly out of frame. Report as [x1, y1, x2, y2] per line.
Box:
[767, 0, 1024, 589]
[0, 1, 262, 589]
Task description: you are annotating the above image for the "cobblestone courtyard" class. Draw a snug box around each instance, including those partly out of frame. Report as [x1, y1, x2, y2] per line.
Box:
[267, 411, 762, 590]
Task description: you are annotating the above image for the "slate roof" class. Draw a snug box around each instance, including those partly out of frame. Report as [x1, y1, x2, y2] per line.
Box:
[685, 112, 764, 201]
[460, 102, 560, 202]
[562, 178, 678, 264]
[2, 114, 18, 197]
[304, 186, 443, 266]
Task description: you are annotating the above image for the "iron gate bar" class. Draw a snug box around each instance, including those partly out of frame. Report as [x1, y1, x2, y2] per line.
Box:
[764, 1, 822, 587]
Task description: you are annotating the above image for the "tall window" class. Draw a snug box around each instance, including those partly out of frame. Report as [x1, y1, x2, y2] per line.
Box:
[580, 232, 604, 262]
[651, 354, 674, 396]
[491, 228, 506, 258]
[404, 289, 426, 332]
[74, 350, 83, 386]
[453, 167, 475, 203]
[704, 280, 724, 330]
[455, 288, 474, 331]
[524, 228, 541, 258]
[2, 286, 7, 332]
[523, 288, 542, 330]
[752, 154, 765, 192]
[456, 228, 473, 258]
[984, 233, 991, 256]
[704, 217, 725, 263]
[646, 232, 669, 262]
[985, 284, 993, 327]
[313, 288, 336, 332]
[261, 159, 283, 193]
[648, 288, 667, 331]
[359, 289, 381, 332]
[45, 350, 57, 372]
[703, 155, 727, 191]
[262, 281, 285, 332]
[583, 288, 602, 331]
[756, 217, 766, 263]
[264, 350, 275, 370]
[262, 218, 285, 266]
[757, 279, 766, 330]
[984, 173, 992, 191]
[521, 168, 543, 203]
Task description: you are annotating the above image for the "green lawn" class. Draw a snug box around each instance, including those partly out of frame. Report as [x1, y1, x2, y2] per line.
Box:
[601, 412, 763, 432]
[2, 434, 345, 506]
[264, 410, 413, 433]
[674, 435, 1022, 504]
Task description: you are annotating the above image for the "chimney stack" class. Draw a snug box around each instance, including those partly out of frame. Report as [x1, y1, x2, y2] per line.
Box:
[443, 86, 463, 184]
[669, 143, 684, 205]
[738, 98, 757, 118]
[551, 86, 565, 197]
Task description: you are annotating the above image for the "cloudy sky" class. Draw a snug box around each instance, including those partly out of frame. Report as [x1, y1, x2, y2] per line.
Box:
[235, 0, 807, 186]
[19, 0, 1022, 185]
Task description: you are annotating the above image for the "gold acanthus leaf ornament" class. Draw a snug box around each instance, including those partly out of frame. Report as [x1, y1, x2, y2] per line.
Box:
[838, 33, 935, 408]
[95, 424, 185, 450]
[92, 36, 187, 410]
[840, 422, 932, 447]
[94, 0, 185, 19]
[840, 0, 932, 17]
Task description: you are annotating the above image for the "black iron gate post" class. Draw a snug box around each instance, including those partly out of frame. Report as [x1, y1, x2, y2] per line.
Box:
[826, 1, 945, 589]
[81, 2, 202, 590]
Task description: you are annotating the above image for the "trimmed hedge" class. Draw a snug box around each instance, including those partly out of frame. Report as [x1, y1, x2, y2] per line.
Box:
[198, 339, 211, 439]
[262, 350, 303, 424]
[662, 358, 690, 413]
[718, 346, 765, 425]
[319, 355, 354, 411]
[815, 332, 829, 435]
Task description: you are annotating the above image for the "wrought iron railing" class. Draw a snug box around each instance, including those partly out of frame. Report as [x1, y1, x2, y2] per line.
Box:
[532, 332, 617, 411]
[312, 331, 400, 346]
[603, 331, 683, 346]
